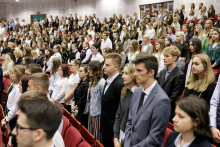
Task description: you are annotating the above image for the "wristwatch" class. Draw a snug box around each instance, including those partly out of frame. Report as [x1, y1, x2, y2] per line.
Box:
[64, 98, 67, 102]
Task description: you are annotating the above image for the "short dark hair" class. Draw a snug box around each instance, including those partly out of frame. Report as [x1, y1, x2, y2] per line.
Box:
[25, 64, 43, 74]
[132, 53, 158, 79]
[18, 90, 63, 140]
[103, 31, 108, 37]
[176, 95, 212, 138]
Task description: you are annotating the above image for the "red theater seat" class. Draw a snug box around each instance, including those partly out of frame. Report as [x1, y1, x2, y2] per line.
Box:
[163, 128, 172, 146]
[78, 141, 91, 147]
[64, 126, 81, 147]
[61, 115, 69, 139]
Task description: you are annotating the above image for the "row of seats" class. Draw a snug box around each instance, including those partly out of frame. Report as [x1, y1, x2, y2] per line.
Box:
[57, 102, 103, 147]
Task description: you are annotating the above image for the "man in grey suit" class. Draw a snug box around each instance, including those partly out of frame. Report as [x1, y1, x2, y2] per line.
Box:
[124, 54, 171, 147]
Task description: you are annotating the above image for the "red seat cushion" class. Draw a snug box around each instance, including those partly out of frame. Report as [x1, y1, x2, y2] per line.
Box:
[64, 126, 81, 147]
[78, 141, 91, 147]
[163, 128, 172, 146]
[61, 115, 69, 139]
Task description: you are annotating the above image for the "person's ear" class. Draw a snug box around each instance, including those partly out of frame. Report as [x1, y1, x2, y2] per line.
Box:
[150, 69, 155, 77]
[194, 118, 201, 127]
[173, 56, 177, 61]
[36, 86, 42, 91]
[33, 129, 45, 142]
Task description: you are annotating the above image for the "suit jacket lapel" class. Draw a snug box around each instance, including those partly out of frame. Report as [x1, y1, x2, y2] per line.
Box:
[102, 74, 121, 98]
[132, 83, 158, 126]
[162, 67, 177, 87]
[160, 70, 166, 86]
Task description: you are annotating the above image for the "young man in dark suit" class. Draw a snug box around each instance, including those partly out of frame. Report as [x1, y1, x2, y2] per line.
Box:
[158, 46, 185, 121]
[124, 53, 170, 147]
[101, 53, 124, 147]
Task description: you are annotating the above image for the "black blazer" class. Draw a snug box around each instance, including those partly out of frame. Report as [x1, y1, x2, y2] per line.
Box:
[165, 132, 212, 147]
[134, 20, 140, 27]
[77, 42, 83, 53]
[0, 67, 4, 92]
[66, 25, 73, 33]
[158, 66, 185, 119]
[130, 32, 139, 40]
[88, 19, 95, 26]
[181, 41, 188, 58]
[112, 39, 121, 50]
[184, 81, 216, 106]
[35, 56, 45, 68]
[14, 57, 22, 65]
[101, 74, 124, 140]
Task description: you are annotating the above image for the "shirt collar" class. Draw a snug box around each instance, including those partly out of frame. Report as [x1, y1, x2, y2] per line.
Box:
[106, 72, 119, 85]
[174, 133, 195, 147]
[142, 81, 157, 96]
[127, 85, 137, 93]
[166, 65, 176, 73]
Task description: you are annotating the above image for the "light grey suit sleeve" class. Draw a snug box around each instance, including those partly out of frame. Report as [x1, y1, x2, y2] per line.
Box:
[147, 45, 153, 55]
[176, 57, 185, 72]
[134, 98, 171, 147]
[124, 96, 133, 147]
[120, 51, 126, 69]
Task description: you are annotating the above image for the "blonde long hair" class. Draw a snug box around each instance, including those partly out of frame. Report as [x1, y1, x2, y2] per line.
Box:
[121, 63, 137, 98]
[187, 54, 214, 92]
[193, 24, 204, 41]
[2, 54, 13, 72]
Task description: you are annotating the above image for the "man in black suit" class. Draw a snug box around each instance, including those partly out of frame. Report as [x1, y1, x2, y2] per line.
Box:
[66, 21, 72, 34]
[158, 46, 185, 121]
[88, 16, 95, 27]
[101, 53, 124, 147]
[112, 33, 121, 50]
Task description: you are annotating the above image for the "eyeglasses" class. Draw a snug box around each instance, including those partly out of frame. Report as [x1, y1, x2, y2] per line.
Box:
[15, 123, 48, 134]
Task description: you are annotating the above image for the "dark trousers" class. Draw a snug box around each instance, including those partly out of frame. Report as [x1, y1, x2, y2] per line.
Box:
[102, 135, 114, 147]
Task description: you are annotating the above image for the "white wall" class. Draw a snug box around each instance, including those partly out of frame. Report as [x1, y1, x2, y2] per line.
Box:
[0, 3, 6, 20]
[72, 0, 173, 21]
[2, 0, 220, 24]
[173, 0, 220, 16]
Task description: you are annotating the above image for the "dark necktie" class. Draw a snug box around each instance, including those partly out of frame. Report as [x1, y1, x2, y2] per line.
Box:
[138, 92, 146, 112]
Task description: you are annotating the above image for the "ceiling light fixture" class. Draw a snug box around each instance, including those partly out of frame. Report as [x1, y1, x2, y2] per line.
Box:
[15, 0, 19, 2]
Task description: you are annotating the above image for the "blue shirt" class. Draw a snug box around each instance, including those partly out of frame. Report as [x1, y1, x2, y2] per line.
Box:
[168, 34, 177, 42]
[11, 23, 15, 28]
[4, 25, 8, 31]
[165, 66, 176, 81]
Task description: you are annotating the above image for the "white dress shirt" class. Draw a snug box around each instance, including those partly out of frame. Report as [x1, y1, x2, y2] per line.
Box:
[100, 38, 112, 51]
[43, 56, 53, 72]
[66, 73, 80, 105]
[104, 72, 119, 94]
[52, 52, 62, 62]
[5, 84, 22, 122]
[128, 51, 140, 63]
[49, 72, 60, 93]
[147, 28, 155, 40]
[154, 52, 165, 76]
[142, 81, 157, 104]
[91, 53, 104, 63]
[174, 133, 195, 147]
[51, 77, 68, 103]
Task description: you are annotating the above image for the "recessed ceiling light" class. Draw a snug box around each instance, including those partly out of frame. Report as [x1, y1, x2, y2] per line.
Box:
[15, 0, 19, 2]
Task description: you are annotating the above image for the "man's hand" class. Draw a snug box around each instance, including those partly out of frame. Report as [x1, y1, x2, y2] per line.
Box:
[211, 126, 220, 143]
[113, 138, 121, 147]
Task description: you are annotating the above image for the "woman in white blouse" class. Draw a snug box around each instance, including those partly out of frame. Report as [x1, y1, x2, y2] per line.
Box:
[147, 22, 155, 40]
[154, 39, 165, 77]
[43, 48, 53, 73]
[87, 26, 95, 40]
[64, 59, 81, 112]
[91, 42, 104, 63]
[141, 35, 153, 54]
[2, 54, 13, 76]
[1, 65, 25, 131]
[138, 22, 147, 44]
[128, 40, 140, 63]
[52, 44, 62, 62]
[172, 17, 180, 33]
[51, 64, 69, 104]
[49, 58, 61, 94]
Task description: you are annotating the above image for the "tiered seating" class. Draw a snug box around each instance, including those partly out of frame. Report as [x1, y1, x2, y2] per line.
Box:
[81, 126, 95, 147]
[61, 115, 69, 139]
[2, 78, 11, 107]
